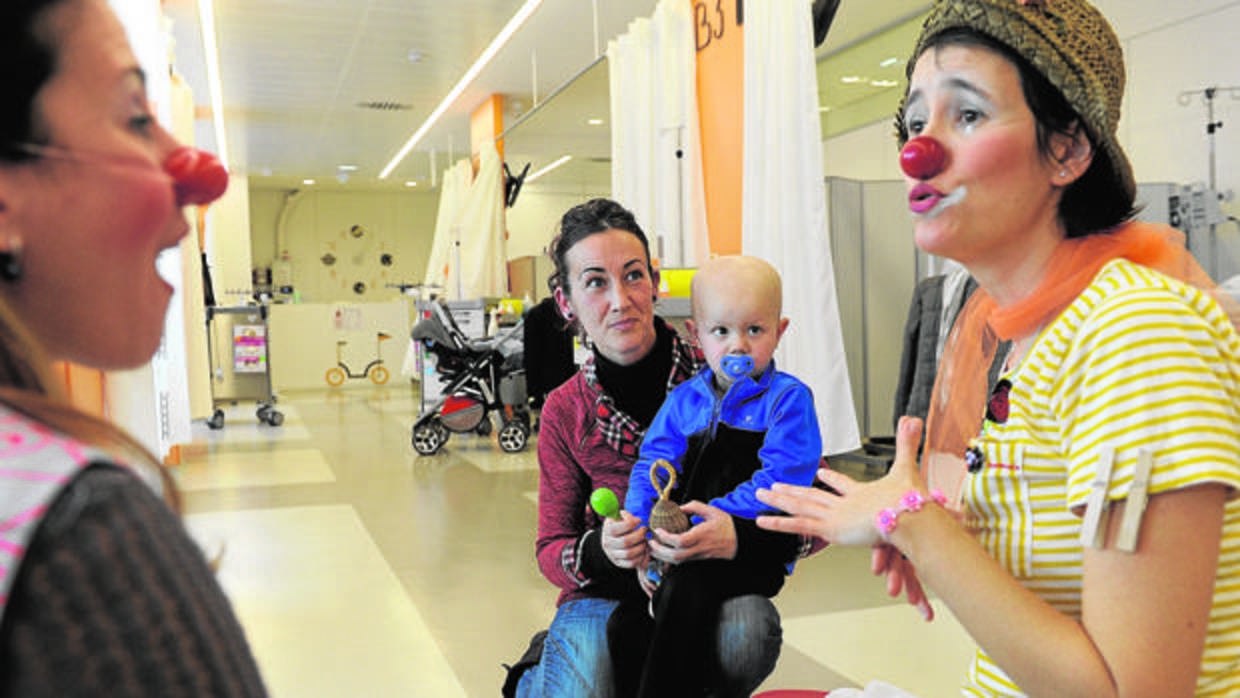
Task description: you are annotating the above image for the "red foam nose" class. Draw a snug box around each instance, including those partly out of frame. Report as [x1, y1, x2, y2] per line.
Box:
[164, 147, 229, 206]
[899, 136, 946, 180]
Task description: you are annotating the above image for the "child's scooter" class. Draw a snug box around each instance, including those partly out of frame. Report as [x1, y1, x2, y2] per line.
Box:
[326, 332, 391, 386]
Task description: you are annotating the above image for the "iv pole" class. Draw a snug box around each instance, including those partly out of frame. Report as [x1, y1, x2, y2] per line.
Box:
[1178, 85, 1240, 279]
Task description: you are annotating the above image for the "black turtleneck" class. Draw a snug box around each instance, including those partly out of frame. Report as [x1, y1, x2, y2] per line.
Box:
[592, 319, 674, 429]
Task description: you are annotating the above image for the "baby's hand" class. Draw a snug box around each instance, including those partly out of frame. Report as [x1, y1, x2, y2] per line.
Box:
[652, 501, 738, 562]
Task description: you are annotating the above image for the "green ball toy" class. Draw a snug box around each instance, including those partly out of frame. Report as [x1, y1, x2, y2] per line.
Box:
[590, 487, 621, 520]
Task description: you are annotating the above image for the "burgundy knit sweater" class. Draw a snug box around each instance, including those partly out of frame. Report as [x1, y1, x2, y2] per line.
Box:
[534, 324, 699, 607]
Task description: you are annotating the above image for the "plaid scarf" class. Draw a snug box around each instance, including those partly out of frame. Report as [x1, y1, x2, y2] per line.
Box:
[582, 327, 702, 458]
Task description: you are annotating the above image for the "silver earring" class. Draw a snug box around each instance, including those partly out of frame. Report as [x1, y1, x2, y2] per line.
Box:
[1059, 170, 1069, 179]
[0, 236, 23, 282]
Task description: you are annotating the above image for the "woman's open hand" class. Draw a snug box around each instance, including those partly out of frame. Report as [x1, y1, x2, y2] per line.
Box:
[755, 417, 927, 548]
[648, 501, 738, 563]
[601, 510, 649, 569]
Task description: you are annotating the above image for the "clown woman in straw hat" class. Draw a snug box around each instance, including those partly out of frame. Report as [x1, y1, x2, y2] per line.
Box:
[756, 0, 1240, 694]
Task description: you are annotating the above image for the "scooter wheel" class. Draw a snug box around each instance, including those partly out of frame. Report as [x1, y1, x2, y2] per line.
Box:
[207, 409, 225, 430]
[326, 367, 346, 387]
[369, 365, 390, 385]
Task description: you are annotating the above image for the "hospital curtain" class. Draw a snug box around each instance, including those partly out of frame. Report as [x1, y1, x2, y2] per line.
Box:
[105, 0, 193, 463]
[741, 0, 860, 455]
[425, 140, 508, 300]
[608, 0, 709, 268]
[424, 158, 473, 294]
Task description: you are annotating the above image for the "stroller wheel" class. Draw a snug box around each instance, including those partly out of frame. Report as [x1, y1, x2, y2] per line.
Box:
[498, 422, 529, 453]
[475, 418, 493, 436]
[412, 422, 445, 455]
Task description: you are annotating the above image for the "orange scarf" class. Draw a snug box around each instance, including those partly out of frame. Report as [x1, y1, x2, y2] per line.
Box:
[924, 221, 1237, 504]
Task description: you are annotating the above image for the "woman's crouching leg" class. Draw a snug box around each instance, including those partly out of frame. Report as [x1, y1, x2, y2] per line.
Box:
[711, 594, 782, 697]
[517, 597, 618, 698]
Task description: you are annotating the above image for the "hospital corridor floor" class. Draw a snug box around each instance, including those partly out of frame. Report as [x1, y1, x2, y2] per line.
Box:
[174, 387, 975, 697]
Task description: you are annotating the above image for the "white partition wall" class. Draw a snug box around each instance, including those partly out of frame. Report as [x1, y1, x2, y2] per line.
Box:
[827, 178, 918, 439]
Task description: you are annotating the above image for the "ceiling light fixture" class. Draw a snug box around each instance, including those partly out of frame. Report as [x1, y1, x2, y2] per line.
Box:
[405, 181, 419, 187]
[303, 179, 316, 185]
[526, 155, 572, 183]
[379, 0, 544, 179]
[586, 118, 605, 126]
[840, 76, 863, 84]
[198, 0, 229, 169]
[879, 57, 900, 67]
[871, 79, 899, 88]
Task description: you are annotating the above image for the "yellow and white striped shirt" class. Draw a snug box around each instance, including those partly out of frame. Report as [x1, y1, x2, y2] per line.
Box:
[960, 259, 1240, 697]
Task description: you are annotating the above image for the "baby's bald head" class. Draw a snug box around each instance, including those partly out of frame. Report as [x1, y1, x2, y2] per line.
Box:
[691, 255, 783, 322]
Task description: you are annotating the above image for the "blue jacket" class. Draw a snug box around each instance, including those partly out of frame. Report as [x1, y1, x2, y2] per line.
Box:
[625, 361, 822, 525]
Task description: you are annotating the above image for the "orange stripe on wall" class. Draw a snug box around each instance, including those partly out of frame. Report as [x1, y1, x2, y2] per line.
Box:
[53, 361, 106, 418]
[470, 94, 505, 172]
[693, 0, 744, 256]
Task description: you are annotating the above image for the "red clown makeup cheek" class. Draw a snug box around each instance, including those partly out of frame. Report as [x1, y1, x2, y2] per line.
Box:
[164, 147, 229, 206]
[900, 136, 946, 180]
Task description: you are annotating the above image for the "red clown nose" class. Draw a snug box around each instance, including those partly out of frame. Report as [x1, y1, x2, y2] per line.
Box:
[164, 147, 229, 206]
[899, 136, 946, 180]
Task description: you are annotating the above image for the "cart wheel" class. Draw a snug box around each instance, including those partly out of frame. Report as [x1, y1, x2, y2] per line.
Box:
[207, 409, 225, 430]
[412, 422, 444, 455]
[265, 410, 284, 427]
[369, 365, 390, 385]
[498, 422, 529, 453]
[325, 367, 346, 387]
[475, 418, 493, 436]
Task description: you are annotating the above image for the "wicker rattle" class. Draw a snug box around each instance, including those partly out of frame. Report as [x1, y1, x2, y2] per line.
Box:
[648, 459, 690, 535]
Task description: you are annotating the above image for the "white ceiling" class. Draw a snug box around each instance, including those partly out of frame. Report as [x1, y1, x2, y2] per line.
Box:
[163, 0, 931, 192]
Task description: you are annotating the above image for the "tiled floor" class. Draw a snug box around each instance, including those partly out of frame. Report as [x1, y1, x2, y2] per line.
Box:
[174, 386, 976, 697]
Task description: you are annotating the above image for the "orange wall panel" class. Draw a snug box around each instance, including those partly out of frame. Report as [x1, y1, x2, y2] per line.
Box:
[470, 94, 505, 166]
[693, 0, 744, 256]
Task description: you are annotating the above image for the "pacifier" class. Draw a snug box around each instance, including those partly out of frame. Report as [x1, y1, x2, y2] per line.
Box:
[899, 136, 946, 180]
[720, 354, 754, 380]
[164, 147, 229, 206]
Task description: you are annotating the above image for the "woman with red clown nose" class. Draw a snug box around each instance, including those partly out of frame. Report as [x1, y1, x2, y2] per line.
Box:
[756, 0, 1240, 695]
[0, 0, 265, 694]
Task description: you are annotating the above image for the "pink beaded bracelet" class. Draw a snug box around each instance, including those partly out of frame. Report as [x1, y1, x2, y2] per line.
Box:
[875, 489, 947, 540]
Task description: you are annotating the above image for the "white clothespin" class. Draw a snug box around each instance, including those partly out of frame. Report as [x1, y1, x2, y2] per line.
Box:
[1080, 447, 1116, 549]
[1116, 448, 1155, 553]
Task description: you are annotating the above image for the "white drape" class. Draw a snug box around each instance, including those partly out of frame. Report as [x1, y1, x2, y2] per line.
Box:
[107, 0, 191, 460]
[423, 158, 470, 291]
[449, 139, 508, 299]
[608, 0, 709, 267]
[742, 0, 860, 455]
[424, 141, 507, 299]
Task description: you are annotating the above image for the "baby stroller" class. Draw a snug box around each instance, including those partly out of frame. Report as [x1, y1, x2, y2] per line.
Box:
[410, 300, 531, 455]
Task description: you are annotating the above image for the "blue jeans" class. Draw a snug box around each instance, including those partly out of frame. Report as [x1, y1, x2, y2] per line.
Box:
[516, 594, 781, 698]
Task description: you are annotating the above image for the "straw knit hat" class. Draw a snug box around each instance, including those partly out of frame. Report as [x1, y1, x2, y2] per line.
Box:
[905, 0, 1135, 201]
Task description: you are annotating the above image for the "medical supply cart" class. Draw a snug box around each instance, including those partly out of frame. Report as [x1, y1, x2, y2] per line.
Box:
[205, 304, 283, 428]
